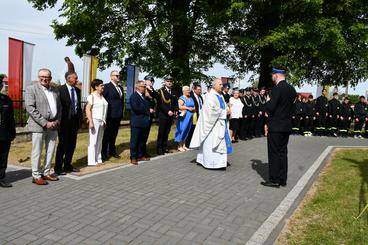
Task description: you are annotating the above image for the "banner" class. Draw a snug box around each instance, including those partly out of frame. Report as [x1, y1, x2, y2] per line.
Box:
[23, 42, 35, 94]
[82, 55, 98, 101]
[8, 38, 23, 103]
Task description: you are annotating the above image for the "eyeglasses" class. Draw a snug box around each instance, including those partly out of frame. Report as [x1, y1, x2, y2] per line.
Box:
[39, 76, 51, 79]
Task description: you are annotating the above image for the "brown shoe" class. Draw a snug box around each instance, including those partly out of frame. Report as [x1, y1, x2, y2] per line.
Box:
[137, 157, 150, 161]
[130, 159, 138, 165]
[32, 177, 48, 185]
[43, 174, 59, 181]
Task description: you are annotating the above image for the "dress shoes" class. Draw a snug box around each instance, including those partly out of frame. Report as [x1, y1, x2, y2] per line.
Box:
[102, 155, 109, 161]
[143, 154, 152, 158]
[130, 159, 138, 165]
[54, 171, 67, 176]
[32, 177, 48, 185]
[260, 181, 280, 188]
[0, 180, 12, 188]
[110, 153, 121, 159]
[43, 174, 59, 181]
[65, 168, 80, 173]
[137, 157, 150, 161]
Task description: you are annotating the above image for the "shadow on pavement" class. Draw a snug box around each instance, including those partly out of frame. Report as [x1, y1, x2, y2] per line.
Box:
[5, 169, 32, 183]
[251, 159, 269, 181]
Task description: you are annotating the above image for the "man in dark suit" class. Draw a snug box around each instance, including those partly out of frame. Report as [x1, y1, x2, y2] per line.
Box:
[0, 77, 16, 187]
[156, 75, 177, 155]
[129, 81, 151, 165]
[185, 82, 203, 147]
[102, 70, 124, 160]
[55, 72, 82, 175]
[262, 68, 296, 188]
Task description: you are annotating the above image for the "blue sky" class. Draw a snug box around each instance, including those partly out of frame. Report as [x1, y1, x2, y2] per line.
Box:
[0, 0, 367, 96]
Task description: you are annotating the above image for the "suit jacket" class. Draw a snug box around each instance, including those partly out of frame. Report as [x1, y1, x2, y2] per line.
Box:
[25, 83, 62, 133]
[130, 91, 150, 128]
[58, 84, 83, 128]
[157, 87, 177, 119]
[103, 82, 124, 119]
[265, 80, 296, 133]
[190, 91, 203, 116]
[0, 93, 16, 141]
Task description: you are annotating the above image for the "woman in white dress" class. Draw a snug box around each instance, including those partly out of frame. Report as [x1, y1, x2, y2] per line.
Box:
[229, 89, 243, 143]
[85, 79, 108, 166]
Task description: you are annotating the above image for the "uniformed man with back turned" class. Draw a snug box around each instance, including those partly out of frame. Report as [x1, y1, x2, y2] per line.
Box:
[0, 75, 16, 187]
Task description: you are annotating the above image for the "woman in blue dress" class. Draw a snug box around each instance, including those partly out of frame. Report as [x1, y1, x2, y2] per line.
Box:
[175, 85, 196, 152]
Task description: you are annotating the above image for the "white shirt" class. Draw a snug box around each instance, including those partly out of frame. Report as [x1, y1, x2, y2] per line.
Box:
[41, 85, 57, 119]
[87, 93, 108, 122]
[66, 83, 77, 113]
[229, 97, 243, 119]
[193, 92, 202, 109]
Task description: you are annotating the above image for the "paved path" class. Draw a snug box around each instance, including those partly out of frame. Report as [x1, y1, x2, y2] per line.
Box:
[1, 136, 367, 245]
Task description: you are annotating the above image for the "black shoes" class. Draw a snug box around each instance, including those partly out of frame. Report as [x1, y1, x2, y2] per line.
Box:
[261, 181, 280, 188]
[54, 171, 67, 176]
[0, 180, 12, 188]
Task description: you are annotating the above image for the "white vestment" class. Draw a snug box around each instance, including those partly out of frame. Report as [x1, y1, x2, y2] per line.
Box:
[190, 89, 230, 169]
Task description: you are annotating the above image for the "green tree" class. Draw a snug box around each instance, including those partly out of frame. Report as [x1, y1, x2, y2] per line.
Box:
[28, 0, 231, 88]
[226, 0, 368, 88]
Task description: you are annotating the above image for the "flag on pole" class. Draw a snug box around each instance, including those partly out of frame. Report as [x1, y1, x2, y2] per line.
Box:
[82, 55, 99, 100]
[8, 38, 35, 106]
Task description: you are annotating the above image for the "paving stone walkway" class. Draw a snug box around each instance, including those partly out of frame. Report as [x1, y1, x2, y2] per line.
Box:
[1, 136, 367, 245]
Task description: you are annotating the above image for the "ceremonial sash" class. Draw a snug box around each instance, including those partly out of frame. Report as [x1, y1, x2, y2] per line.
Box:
[215, 94, 233, 154]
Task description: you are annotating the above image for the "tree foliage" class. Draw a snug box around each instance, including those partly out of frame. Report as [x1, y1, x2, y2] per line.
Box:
[226, 0, 368, 88]
[27, 0, 231, 87]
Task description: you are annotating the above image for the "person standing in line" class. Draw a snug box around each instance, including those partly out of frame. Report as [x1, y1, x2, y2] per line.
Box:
[314, 89, 329, 136]
[142, 75, 157, 158]
[353, 96, 367, 138]
[190, 78, 232, 170]
[175, 86, 195, 151]
[328, 92, 341, 137]
[25, 68, 61, 185]
[256, 87, 267, 136]
[302, 95, 315, 136]
[222, 84, 231, 104]
[240, 88, 254, 140]
[229, 89, 243, 143]
[102, 70, 124, 160]
[261, 68, 296, 188]
[291, 95, 303, 135]
[185, 82, 203, 148]
[339, 97, 353, 136]
[86, 79, 108, 166]
[129, 81, 151, 165]
[0, 77, 16, 187]
[156, 76, 177, 155]
[54, 72, 82, 175]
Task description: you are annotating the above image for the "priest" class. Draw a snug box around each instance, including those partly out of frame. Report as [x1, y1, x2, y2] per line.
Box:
[190, 78, 232, 170]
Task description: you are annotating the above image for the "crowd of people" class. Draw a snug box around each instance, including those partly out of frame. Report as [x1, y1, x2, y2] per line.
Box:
[0, 66, 367, 188]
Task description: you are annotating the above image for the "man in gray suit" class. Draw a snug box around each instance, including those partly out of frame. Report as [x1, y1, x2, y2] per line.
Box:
[25, 68, 62, 185]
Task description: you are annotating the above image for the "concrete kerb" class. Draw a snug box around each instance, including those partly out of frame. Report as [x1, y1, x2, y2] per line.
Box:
[246, 145, 368, 245]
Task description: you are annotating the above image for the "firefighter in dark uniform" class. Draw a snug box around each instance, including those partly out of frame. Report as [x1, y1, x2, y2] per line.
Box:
[252, 89, 261, 137]
[156, 75, 178, 155]
[339, 97, 353, 137]
[142, 75, 158, 157]
[353, 96, 367, 138]
[292, 95, 303, 134]
[0, 77, 16, 187]
[257, 87, 267, 136]
[328, 92, 341, 136]
[240, 88, 254, 140]
[302, 95, 315, 136]
[315, 89, 329, 136]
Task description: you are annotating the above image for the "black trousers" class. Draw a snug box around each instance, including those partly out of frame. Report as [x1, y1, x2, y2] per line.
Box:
[55, 116, 79, 172]
[185, 124, 195, 148]
[267, 132, 290, 185]
[339, 118, 350, 130]
[0, 140, 11, 180]
[292, 116, 302, 129]
[315, 113, 327, 128]
[102, 117, 121, 156]
[255, 116, 265, 136]
[303, 116, 313, 132]
[328, 115, 339, 129]
[240, 117, 250, 139]
[130, 127, 145, 159]
[141, 117, 153, 155]
[354, 117, 365, 133]
[157, 116, 173, 153]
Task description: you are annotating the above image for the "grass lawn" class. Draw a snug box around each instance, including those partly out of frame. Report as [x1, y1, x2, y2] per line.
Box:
[277, 149, 368, 245]
[9, 124, 177, 175]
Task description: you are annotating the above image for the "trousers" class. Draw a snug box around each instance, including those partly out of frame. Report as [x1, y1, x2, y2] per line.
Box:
[88, 119, 105, 165]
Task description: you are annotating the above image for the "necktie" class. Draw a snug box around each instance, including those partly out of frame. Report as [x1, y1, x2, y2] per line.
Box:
[71, 87, 76, 115]
[117, 86, 122, 97]
[199, 97, 202, 109]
